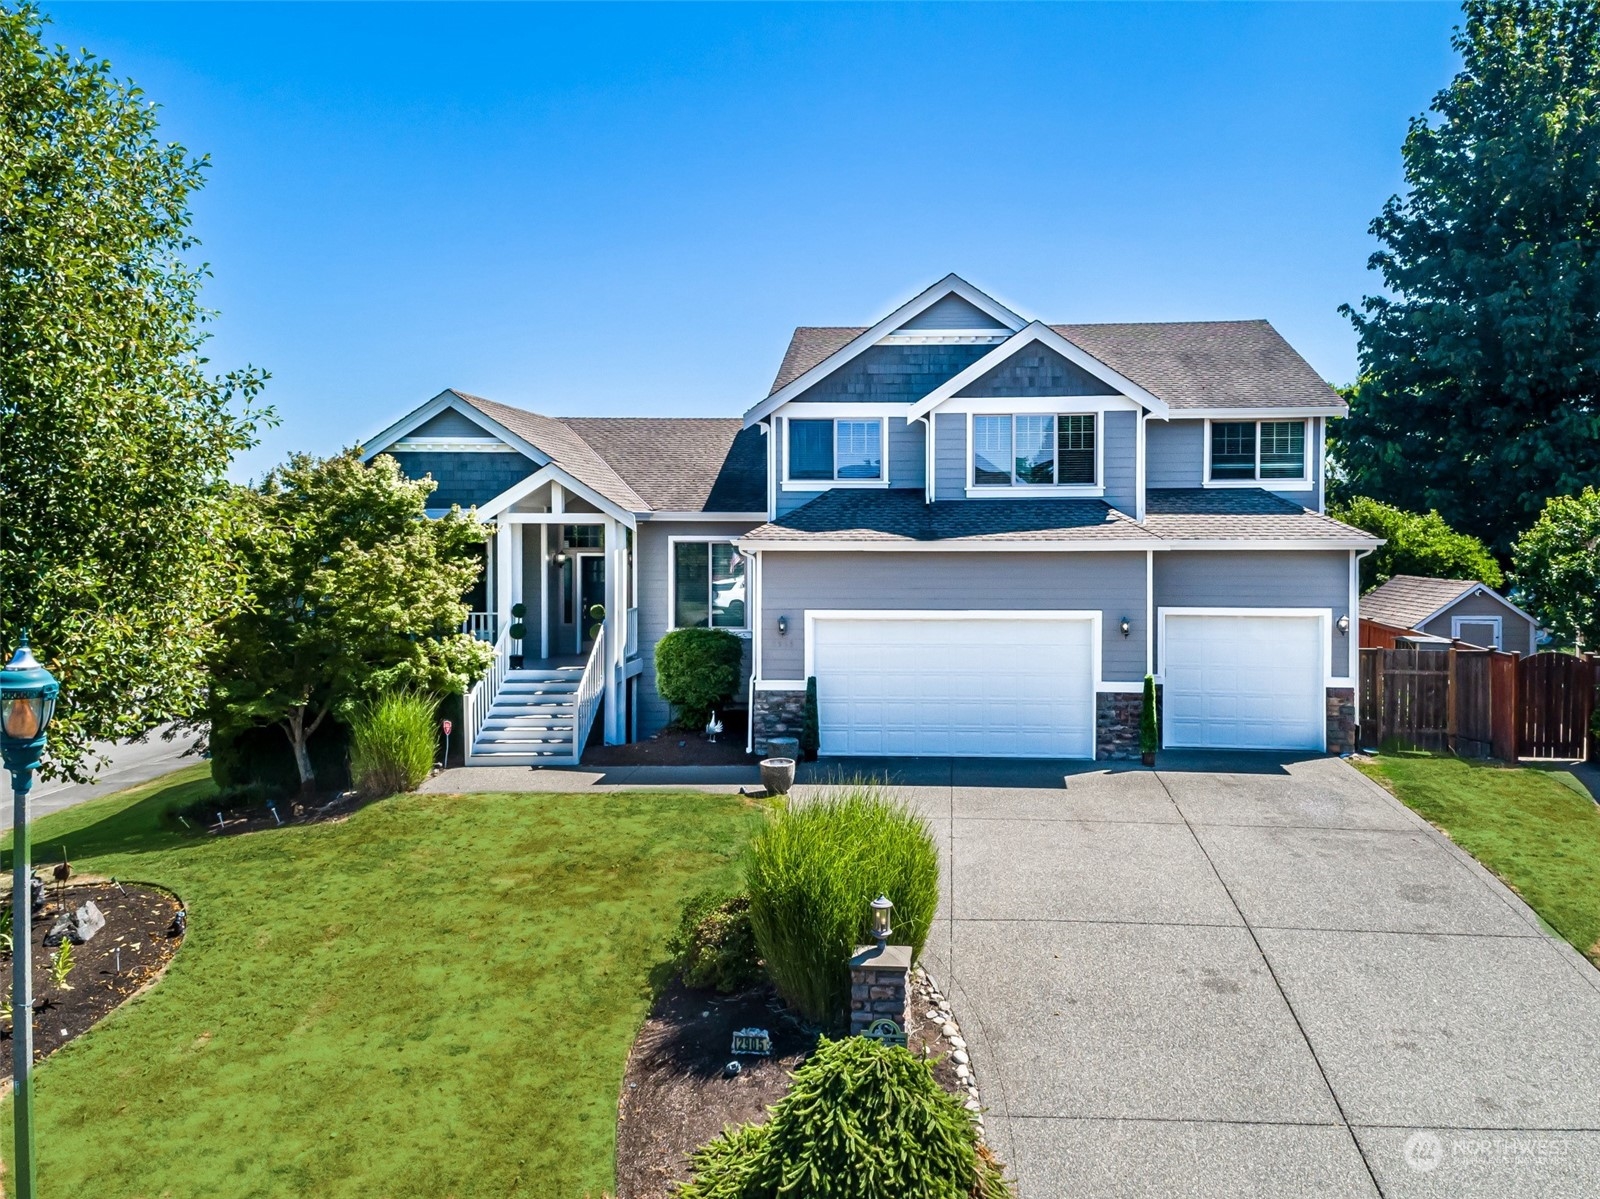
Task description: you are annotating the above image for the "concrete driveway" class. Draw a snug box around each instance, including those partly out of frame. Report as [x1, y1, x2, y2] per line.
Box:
[802, 753, 1600, 1198]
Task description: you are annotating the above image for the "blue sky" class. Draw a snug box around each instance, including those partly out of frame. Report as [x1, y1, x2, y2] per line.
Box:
[43, 2, 1462, 478]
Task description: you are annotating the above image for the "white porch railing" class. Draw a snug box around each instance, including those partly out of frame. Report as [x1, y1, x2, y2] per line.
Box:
[569, 637, 606, 765]
[463, 611, 498, 642]
[464, 622, 512, 752]
[626, 606, 639, 657]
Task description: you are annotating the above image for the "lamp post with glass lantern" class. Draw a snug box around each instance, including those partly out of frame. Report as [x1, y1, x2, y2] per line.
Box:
[0, 632, 58, 1199]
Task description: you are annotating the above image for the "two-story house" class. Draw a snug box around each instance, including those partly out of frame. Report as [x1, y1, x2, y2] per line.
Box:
[362, 275, 1379, 764]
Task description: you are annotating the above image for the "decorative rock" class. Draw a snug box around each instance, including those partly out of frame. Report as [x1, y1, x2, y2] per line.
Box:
[41, 913, 71, 948]
[965, 1098, 981, 1111]
[951, 1049, 969, 1065]
[71, 900, 105, 944]
[941, 1022, 959, 1038]
[723, 1060, 741, 1078]
[955, 1065, 971, 1083]
[949, 1036, 966, 1051]
[925, 1009, 942, 1021]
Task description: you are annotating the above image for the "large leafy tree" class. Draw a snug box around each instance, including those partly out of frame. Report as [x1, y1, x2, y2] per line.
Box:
[1336, 0, 1600, 556]
[0, 3, 268, 779]
[1512, 487, 1600, 647]
[1332, 497, 1505, 590]
[209, 452, 493, 791]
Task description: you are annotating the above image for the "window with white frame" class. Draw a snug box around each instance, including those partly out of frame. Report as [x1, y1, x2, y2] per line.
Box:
[1209, 419, 1308, 482]
[671, 540, 747, 629]
[971, 414, 1097, 487]
[787, 418, 883, 482]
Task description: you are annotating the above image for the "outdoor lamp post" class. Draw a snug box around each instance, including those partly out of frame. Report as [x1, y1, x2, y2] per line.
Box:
[0, 632, 58, 1199]
[870, 894, 894, 950]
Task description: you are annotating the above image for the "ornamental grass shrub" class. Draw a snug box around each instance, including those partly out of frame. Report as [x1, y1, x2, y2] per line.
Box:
[349, 689, 437, 797]
[676, 1035, 1012, 1199]
[745, 786, 939, 1025]
[668, 890, 763, 993]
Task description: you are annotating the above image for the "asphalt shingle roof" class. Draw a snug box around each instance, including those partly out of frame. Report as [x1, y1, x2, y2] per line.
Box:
[766, 320, 1342, 411]
[559, 417, 766, 513]
[1361, 575, 1485, 630]
[741, 488, 1158, 545]
[1142, 488, 1375, 543]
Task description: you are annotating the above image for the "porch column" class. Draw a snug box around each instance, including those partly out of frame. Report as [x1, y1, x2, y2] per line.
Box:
[509, 525, 524, 657]
[602, 517, 625, 744]
[539, 523, 550, 660]
[494, 521, 513, 641]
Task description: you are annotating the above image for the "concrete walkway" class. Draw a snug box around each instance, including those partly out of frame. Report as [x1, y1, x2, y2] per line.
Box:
[895, 753, 1600, 1198]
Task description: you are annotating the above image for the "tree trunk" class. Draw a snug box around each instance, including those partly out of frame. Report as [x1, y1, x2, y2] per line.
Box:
[285, 708, 316, 793]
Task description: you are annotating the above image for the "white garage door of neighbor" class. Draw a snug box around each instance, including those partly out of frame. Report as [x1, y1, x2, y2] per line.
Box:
[811, 615, 1096, 758]
[1162, 613, 1326, 751]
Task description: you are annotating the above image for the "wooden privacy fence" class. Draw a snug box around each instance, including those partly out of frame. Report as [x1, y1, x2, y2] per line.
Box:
[1360, 648, 1597, 761]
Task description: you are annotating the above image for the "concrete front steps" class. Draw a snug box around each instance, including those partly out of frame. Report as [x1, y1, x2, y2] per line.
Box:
[467, 667, 586, 765]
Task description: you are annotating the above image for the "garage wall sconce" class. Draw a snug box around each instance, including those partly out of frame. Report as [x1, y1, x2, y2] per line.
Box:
[1336, 614, 1351, 636]
[776, 615, 788, 636]
[1119, 617, 1131, 638]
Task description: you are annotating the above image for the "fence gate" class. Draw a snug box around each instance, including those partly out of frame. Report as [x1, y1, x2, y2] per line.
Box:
[1518, 653, 1596, 759]
[1361, 647, 1452, 752]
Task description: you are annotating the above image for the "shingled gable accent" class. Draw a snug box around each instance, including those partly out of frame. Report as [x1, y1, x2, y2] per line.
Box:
[743, 274, 1026, 427]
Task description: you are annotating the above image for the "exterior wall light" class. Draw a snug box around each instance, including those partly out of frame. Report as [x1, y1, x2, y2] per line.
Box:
[1337, 614, 1351, 636]
[552, 550, 568, 567]
[870, 894, 894, 949]
[1119, 617, 1131, 638]
[776, 615, 788, 636]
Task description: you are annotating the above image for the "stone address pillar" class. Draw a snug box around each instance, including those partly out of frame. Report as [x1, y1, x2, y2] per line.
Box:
[848, 943, 910, 1035]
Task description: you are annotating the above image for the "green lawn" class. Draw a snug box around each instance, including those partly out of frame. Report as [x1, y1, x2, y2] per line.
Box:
[2, 766, 761, 1198]
[1355, 752, 1600, 964]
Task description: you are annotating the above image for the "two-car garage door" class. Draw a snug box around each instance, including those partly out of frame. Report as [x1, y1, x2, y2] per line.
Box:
[1161, 612, 1326, 751]
[811, 614, 1096, 758]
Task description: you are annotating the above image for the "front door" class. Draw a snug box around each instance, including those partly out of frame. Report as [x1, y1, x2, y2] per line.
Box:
[574, 553, 605, 653]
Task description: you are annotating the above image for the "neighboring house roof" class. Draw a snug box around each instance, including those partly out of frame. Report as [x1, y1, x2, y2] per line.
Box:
[560, 418, 767, 513]
[740, 488, 1158, 546]
[1140, 488, 1378, 545]
[766, 319, 1342, 413]
[1361, 575, 1530, 631]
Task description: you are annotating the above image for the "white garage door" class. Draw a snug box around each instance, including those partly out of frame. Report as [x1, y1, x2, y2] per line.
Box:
[1162, 613, 1326, 751]
[811, 615, 1096, 758]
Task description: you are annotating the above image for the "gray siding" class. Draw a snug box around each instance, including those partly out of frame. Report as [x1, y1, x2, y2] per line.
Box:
[634, 520, 760, 736]
[899, 294, 1008, 330]
[1103, 410, 1137, 514]
[775, 416, 925, 515]
[388, 450, 537, 509]
[934, 413, 966, 500]
[1144, 417, 1325, 510]
[1154, 550, 1352, 678]
[791, 343, 993, 403]
[955, 344, 1119, 398]
[1419, 592, 1537, 655]
[757, 551, 1149, 683]
[410, 408, 495, 439]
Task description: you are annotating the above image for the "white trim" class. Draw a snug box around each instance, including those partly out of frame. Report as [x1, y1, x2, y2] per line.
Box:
[743, 274, 1027, 426]
[1411, 584, 1539, 631]
[733, 538, 1374, 554]
[476, 463, 638, 526]
[965, 486, 1105, 499]
[1315, 418, 1326, 513]
[780, 415, 888, 487]
[786, 481, 892, 493]
[1135, 412, 1147, 522]
[361, 389, 552, 466]
[964, 410, 1104, 495]
[1156, 607, 1337, 689]
[778, 402, 914, 418]
[763, 420, 777, 521]
[539, 523, 550, 660]
[1145, 549, 1154, 676]
[1179, 406, 1346, 420]
[906, 322, 1170, 420]
[877, 330, 1012, 346]
[389, 438, 520, 454]
[666, 536, 751, 633]
[1347, 549, 1359, 699]
[1451, 614, 1504, 649]
[569, 549, 603, 656]
[638, 511, 769, 522]
[754, 679, 807, 692]
[1095, 682, 1144, 693]
[1154, 538, 1379, 551]
[1202, 417, 1313, 490]
[936, 395, 1140, 415]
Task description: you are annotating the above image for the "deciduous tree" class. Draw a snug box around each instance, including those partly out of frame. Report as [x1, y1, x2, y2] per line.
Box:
[1511, 487, 1600, 648]
[1332, 497, 1505, 590]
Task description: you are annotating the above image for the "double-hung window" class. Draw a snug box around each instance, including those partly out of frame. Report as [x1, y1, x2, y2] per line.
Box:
[971, 414, 1097, 488]
[671, 540, 746, 630]
[1208, 420, 1308, 483]
[787, 418, 883, 482]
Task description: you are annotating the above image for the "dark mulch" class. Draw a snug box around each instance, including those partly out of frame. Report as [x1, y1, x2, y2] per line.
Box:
[176, 789, 369, 837]
[585, 710, 758, 767]
[0, 879, 184, 1072]
[616, 973, 966, 1199]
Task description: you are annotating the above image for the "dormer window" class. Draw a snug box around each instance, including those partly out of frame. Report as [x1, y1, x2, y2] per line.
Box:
[787, 418, 884, 483]
[1207, 419, 1308, 485]
[971, 414, 1097, 488]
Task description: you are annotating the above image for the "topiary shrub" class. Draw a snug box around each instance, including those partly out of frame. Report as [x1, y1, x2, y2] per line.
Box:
[745, 785, 939, 1025]
[1140, 673, 1159, 757]
[349, 689, 438, 798]
[668, 890, 762, 993]
[677, 1035, 1012, 1199]
[655, 627, 743, 729]
[800, 676, 819, 760]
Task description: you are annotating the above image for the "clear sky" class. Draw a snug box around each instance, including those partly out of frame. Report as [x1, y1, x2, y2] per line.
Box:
[42, 1, 1462, 478]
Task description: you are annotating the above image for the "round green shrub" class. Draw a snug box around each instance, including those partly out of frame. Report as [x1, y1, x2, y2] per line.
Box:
[655, 627, 743, 729]
[508, 622, 527, 641]
[745, 786, 940, 1025]
[677, 1035, 1012, 1199]
[668, 890, 762, 993]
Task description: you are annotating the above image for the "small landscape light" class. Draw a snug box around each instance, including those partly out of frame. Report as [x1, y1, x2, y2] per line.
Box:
[1119, 617, 1131, 638]
[870, 894, 894, 949]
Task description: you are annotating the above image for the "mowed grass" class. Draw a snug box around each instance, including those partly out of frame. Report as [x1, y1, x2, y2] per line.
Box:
[1355, 751, 1600, 964]
[1, 765, 761, 1198]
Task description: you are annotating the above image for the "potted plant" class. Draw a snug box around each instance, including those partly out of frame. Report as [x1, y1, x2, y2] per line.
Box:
[508, 603, 527, 668]
[1140, 673, 1159, 767]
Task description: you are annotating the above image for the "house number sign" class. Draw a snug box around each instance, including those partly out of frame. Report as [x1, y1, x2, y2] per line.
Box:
[731, 1027, 773, 1056]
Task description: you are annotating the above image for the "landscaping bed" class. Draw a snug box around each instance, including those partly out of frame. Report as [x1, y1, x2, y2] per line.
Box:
[0, 879, 183, 1073]
[584, 710, 756, 767]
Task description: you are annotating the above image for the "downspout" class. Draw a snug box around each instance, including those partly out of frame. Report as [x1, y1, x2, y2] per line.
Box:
[1145, 549, 1155, 678]
[1351, 546, 1375, 740]
[747, 549, 760, 755]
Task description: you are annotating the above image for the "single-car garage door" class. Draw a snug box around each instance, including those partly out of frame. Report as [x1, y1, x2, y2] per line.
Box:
[810, 614, 1096, 758]
[1161, 612, 1326, 751]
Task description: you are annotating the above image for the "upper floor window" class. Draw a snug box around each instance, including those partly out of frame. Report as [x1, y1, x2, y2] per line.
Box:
[788, 418, 883, 482]
[1208, 420, 1307, 483]
[971, 414, 1097, 487]
[671, 539, 747, 629]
